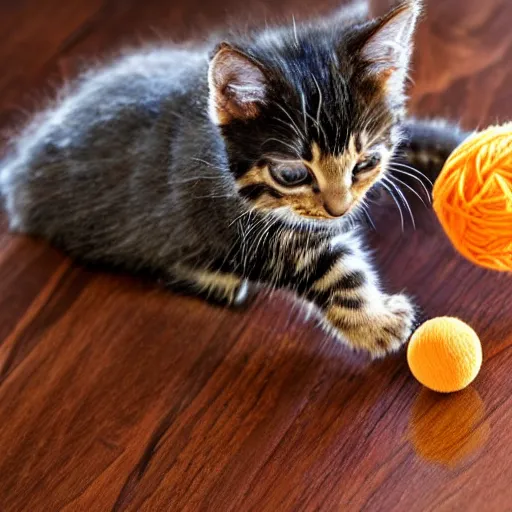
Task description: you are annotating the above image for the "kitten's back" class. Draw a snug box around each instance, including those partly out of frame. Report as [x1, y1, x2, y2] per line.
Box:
[0, 47, 210, 263]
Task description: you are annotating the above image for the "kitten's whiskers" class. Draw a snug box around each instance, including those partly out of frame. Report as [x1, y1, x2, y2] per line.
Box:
[390, 160, 433, 185]
[263, 137, 302, 157]
[383, 176, 415, 229]
[387, 165, 431, 201]
[273, 103, 306, 142]
[190, 157, 228, 173]
[300, 91, 308, 136]
[311, 75, 331, 153]
[228, 209, 252, 228]
[380, 180, 405, 232]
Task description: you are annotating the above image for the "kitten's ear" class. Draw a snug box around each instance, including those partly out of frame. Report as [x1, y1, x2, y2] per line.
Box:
[358, 1, 421, 84]
[208, 43, 268, 126]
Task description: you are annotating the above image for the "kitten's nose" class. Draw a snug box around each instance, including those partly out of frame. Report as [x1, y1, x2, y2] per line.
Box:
[323, 198, 351, 217]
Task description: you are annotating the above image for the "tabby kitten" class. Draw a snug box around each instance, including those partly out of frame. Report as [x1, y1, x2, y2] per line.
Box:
[0, 0, 463, 357]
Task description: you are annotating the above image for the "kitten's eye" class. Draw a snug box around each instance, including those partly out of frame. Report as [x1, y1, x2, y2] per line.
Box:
[269, 163, 310, 187]
[353, 154, 381, 175]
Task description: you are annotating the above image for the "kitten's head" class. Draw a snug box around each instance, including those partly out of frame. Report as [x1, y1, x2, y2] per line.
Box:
[208, 1, 420, 224]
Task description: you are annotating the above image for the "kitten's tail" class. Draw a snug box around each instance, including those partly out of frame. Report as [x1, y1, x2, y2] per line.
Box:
[394, 118, 472, 185]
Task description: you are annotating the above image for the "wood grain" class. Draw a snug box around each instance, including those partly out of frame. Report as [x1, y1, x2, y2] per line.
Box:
[1, 0, 511, 510]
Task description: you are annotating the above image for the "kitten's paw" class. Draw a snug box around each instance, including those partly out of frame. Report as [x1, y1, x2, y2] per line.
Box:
[368, 293, 416, 358]
[339, 293, 416, 358]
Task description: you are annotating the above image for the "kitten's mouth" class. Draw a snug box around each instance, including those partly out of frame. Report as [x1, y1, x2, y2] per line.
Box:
[322, 209, 351, 220]
[269, 206, 355, 228]
[290, 209, 353, 222]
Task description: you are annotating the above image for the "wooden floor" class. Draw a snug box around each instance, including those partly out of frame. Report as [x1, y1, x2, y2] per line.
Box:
[1, 0, 511, 510]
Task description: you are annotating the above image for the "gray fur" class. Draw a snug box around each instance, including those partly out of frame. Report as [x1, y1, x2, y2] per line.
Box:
[0, 3, 462, 357]
[1, 48, 242, 270]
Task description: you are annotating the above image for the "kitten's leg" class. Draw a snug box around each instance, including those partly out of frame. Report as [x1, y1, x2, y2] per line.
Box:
[244, 230, 415, 357]
[303, 235, 416, 357]
[167, 263, 251, 308]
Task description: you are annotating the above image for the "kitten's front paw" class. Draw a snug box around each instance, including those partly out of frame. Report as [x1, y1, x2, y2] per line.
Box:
[342, 293, 416, 358]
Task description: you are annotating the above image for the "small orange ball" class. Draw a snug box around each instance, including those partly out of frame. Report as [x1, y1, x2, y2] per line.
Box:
[407, 317, 482, 393]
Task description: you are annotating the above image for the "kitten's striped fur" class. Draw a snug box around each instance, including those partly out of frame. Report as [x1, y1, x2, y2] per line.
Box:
[1, 0, 464, 357]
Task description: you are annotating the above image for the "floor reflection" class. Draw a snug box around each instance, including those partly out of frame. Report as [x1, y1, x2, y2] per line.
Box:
[409, 387, 490, 468]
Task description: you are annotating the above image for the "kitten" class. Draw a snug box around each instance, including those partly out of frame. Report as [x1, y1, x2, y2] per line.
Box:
[0, 0, 465, 357]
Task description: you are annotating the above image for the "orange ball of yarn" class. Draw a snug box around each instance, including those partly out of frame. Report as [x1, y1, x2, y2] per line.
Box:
[433, 123, 512, 271]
